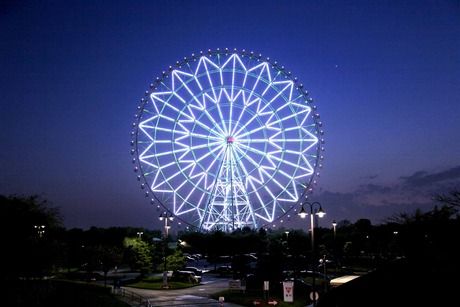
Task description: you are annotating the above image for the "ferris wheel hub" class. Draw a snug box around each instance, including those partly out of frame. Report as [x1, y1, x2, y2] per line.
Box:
[226, 136, 235, 144]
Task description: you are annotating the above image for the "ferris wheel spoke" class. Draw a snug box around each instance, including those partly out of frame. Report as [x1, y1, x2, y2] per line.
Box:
[172, 70, 204, 109]
[176, 174, 206, 212]
[245, 62, 271, 103]
[173, 129, 221, 141]
[194, 142, 225, 164]
[202, 106, 227, 136]
[204, 144, 226, 172]
[176, 120, 223, 140]
[230, 146, 271, 219]
[142, 140, 221, 160]
[150, 93, 195, 122]
[235, 143, 309, 188]
[233, 145, 272, 182]
[177, 145, 225, 214]
[246, 81, 291, 117]
[230, 102, 247, 136]
[249, 146, 311, 172]
[235, 142, 276, 165]
[196, 56, 220, 100]
[266, 108, 309, 128]
[232, 103, 273, 137]
[235, 124, 270, 140]
[215, 90, 229, 135]
[147, 120, 220, 141]
[199, 93, 227, 136]
[183, 115, 223, 138]
[152, 162, 193, 190]
[237, 138, 303, 143]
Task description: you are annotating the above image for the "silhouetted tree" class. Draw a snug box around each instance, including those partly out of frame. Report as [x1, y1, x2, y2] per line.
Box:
[435, 190, 460, 208]
[1, 195, 63, 279]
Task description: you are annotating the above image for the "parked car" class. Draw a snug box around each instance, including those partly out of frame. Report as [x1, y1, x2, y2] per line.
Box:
[217, 265, 232, 276]
[171, 270, 201, 283]
[184, 266, 203, 276]
[300, 270, 330, 280]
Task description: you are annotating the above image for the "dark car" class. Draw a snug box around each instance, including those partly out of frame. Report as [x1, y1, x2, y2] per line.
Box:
[171, 270, 201, 283]
[184, 266, 203, 276]
[217, 265, 232, 276]
[300, 270, 330, 280]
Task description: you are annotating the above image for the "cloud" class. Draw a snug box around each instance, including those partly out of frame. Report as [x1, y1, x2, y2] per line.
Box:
[400, 166, 460, 187]
[361, 174, 379, 180]
[311, 166, 460, 224]
[357, 183, 392, 194]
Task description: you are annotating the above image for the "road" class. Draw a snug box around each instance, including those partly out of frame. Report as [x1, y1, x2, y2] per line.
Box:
[123, 275, 244, 307]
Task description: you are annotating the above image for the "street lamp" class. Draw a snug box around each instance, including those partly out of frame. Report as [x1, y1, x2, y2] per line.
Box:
[159, 212, 174, 288]
[332, 220, 337, 240]
[332, 220, 337, 274]
[34, 225, 46, 238]
[159, 212, 174, 238]
[284, 231, 290, 246]
[136, 231, 143, 239]
[298, 202, 325, 307]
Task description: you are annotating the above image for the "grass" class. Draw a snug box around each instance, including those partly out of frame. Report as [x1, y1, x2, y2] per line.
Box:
[126, 275, 198, 290]
[4, 279, 130, 307]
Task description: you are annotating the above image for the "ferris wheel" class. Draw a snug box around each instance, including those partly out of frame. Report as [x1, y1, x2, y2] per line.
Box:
[131, 49, 324, 232]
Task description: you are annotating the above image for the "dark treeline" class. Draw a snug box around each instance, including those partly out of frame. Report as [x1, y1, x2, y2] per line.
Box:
[1, 195, 166, 281]
[180, 204, 460, 279]
[2, 192, 460, 303]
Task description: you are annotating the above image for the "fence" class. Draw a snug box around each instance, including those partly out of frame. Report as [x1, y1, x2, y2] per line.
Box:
[113, 287, 150, 306]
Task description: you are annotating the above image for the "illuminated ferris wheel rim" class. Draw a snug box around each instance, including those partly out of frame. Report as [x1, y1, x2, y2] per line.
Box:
[131, 48, 325, 231]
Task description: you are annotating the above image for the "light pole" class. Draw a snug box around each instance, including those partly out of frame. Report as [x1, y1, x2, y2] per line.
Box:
[284, 231, 290, 255]
[159, 212, 174, 238]
[332, 220, 337, 274]
[136, 231, 143, 239]
[159, 212, 174, 288]
[332, 220, 337, 240]
[298, 202, 325, 307]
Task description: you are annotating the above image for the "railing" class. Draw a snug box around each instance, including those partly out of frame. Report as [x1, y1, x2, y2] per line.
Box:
[144, 299, 221, 307]
[113, 287, 149, 306]
[113, 290, 222, 307]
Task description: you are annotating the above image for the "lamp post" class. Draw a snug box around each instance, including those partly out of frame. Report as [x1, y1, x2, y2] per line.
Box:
[298, 202, 325, 307]
[136, 231, 143, 239]
[159, 212, 174, 288]
[332, 220, 337, 274]
[332, 220, 337, 240]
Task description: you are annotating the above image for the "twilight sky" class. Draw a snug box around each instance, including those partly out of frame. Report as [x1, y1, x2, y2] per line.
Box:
[1, 0, 459, 230]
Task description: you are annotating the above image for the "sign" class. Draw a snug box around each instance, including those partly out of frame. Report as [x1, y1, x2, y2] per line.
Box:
[263, 281, 269, 291]
[310, 291, 319, 301]
[282, 281, 294, 302]
[268, 299, 278, 305]
[219, 297, 225, 302]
